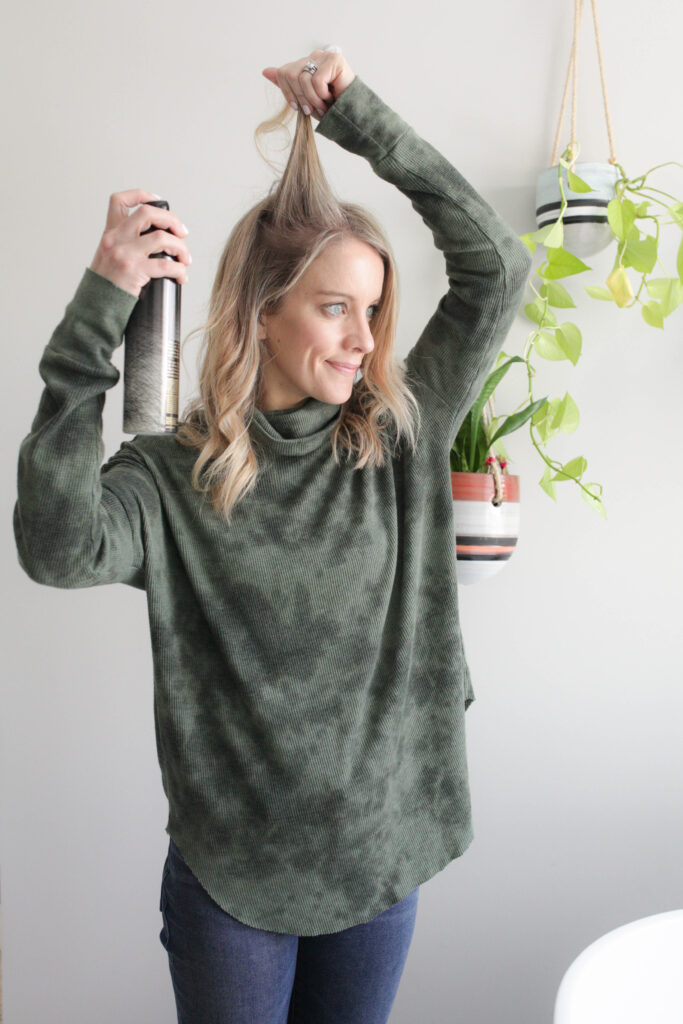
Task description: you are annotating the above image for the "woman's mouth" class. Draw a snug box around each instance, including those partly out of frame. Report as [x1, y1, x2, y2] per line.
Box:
[327, 361, 360, 376]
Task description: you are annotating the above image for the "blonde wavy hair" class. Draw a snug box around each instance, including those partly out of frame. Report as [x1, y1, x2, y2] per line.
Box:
[176, 95, 422, 524]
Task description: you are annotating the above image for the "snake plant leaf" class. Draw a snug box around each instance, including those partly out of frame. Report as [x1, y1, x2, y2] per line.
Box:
[451, 412, 474, 471]
[466, 356, 526, 469]
[567, 169, 594, 193]
[585, 285, 615, 301]
[545, 247, 591, 280]
[541, 280, 576, 308]
[642, 301, 664, 328]
[606, 266, 634, 306]
[488, 397, 548, 446]
[607, 198, 637, 241]
[622, 234, 658, 273]
[493, 349, 513, 368]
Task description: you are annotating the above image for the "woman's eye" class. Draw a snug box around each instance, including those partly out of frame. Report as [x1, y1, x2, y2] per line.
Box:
[325, 303, 379, 318]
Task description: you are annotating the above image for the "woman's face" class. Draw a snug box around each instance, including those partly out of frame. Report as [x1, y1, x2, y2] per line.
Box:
[257, 236, 385, 412]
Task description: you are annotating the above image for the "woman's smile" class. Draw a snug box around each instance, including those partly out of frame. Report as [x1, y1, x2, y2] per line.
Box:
[326, 360, 360, 375]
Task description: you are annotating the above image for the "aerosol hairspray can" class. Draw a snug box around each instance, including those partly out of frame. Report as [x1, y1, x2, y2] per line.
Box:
[123, 200, 181, 434]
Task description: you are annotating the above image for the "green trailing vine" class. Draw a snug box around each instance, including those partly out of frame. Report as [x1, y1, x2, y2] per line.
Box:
[451, 143, 683, 519]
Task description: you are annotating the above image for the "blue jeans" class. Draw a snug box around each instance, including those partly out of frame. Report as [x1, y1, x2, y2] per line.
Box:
[159, 837, 419, 1024]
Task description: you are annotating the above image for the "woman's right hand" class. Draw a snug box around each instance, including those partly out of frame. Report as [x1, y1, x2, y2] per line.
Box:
[89, 189, 191, 298]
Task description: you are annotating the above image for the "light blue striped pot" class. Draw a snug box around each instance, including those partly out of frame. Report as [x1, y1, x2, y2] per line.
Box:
[536, 162, 620, 257]
[452, 472, 520, 586]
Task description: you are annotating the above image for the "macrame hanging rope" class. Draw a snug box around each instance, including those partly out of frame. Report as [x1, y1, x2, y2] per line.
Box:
[550, 0, 619, 168]
[486, 0, 617, 497]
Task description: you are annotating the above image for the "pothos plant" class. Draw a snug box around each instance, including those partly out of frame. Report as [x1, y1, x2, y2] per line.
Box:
[451, 143, 683, 518]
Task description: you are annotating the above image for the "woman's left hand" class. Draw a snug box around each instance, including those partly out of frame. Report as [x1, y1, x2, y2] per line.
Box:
[261, 50, 355, 121]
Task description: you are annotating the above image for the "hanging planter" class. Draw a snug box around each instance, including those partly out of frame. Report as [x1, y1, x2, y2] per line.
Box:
[450, 0, 683, 550]
[536, 161, 620, 258]
[452, 468, 520, 587]
[515, 0, 683, 519]
[535, 0, 621, 259]
[450, 354, 546, 585]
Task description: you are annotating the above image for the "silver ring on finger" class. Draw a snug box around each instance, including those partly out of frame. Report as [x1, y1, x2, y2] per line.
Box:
[302, 61, 318, 75]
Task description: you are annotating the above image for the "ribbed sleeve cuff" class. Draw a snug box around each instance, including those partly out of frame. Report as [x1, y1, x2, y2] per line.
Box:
[46, 267, 140, 368]
[314, 74, 412, 162]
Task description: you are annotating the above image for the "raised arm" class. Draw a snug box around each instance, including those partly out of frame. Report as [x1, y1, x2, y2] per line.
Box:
[13, 191, 190, 589]
[313, 70, 533, 441]
[14, 269, 149, 587]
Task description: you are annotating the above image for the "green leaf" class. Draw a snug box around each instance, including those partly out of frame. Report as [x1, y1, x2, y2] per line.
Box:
[642, 301, 664, 328]
[453, 410, 475, 471]
[677, 236, 683, 282]
[550, 391, 580, 433]
[545, 247, 591, 280]
[519, 232, 538, 255]
[540, 280, 576, 308]
[622, 234, 658, 274]
[466, 356, 526, 469]
[490, 435, 511, 463]
[534, 330, 567, 361]
[524, 298, 557, 327]
[581, 482, 607, 518]
[607, 198, 637, 241]
[555, 323, 582, 365]
[531, 400, 550, 425]
[634, 201, 651, 218]
[644, 277, 683, 316]
[532, 398, 561, 442]
[671, 202, 683, 230]
[539, 465, 557, 501]
[540, 219, 565, 249]
[567, 169, 593, 193]
[552, 456, 587, 483]
[488, 397, 548, 446]
[585, 285, 615, 301]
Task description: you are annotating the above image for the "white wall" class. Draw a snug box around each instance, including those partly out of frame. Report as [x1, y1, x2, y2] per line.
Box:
[3, 1, 682, 1021]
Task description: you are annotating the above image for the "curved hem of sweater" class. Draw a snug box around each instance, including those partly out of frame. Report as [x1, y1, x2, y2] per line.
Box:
[164, 821, 474, 937]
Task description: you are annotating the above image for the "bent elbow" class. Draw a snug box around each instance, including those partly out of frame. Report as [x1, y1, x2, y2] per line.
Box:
[505, 238, 534, 293]
[15, 547, 94, 589]
[13, 512, 93, 590]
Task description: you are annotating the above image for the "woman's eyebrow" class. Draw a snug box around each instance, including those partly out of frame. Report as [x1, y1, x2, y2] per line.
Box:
[315, 290, 383, 303]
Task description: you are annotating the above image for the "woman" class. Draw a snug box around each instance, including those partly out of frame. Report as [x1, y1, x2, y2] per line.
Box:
[14, 47, 532, 1024]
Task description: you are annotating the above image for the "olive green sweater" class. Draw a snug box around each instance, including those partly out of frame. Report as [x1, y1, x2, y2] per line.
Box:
[13, 75, 532, 935]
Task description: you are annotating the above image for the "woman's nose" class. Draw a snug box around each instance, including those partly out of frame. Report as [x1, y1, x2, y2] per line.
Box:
[349, 314, 375, 354]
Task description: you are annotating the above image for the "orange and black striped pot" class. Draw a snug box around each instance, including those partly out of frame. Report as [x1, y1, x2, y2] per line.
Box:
[451, 471, 520, 586]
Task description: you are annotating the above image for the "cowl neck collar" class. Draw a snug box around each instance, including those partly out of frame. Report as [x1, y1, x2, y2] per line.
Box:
[250, 397, 342, 456]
